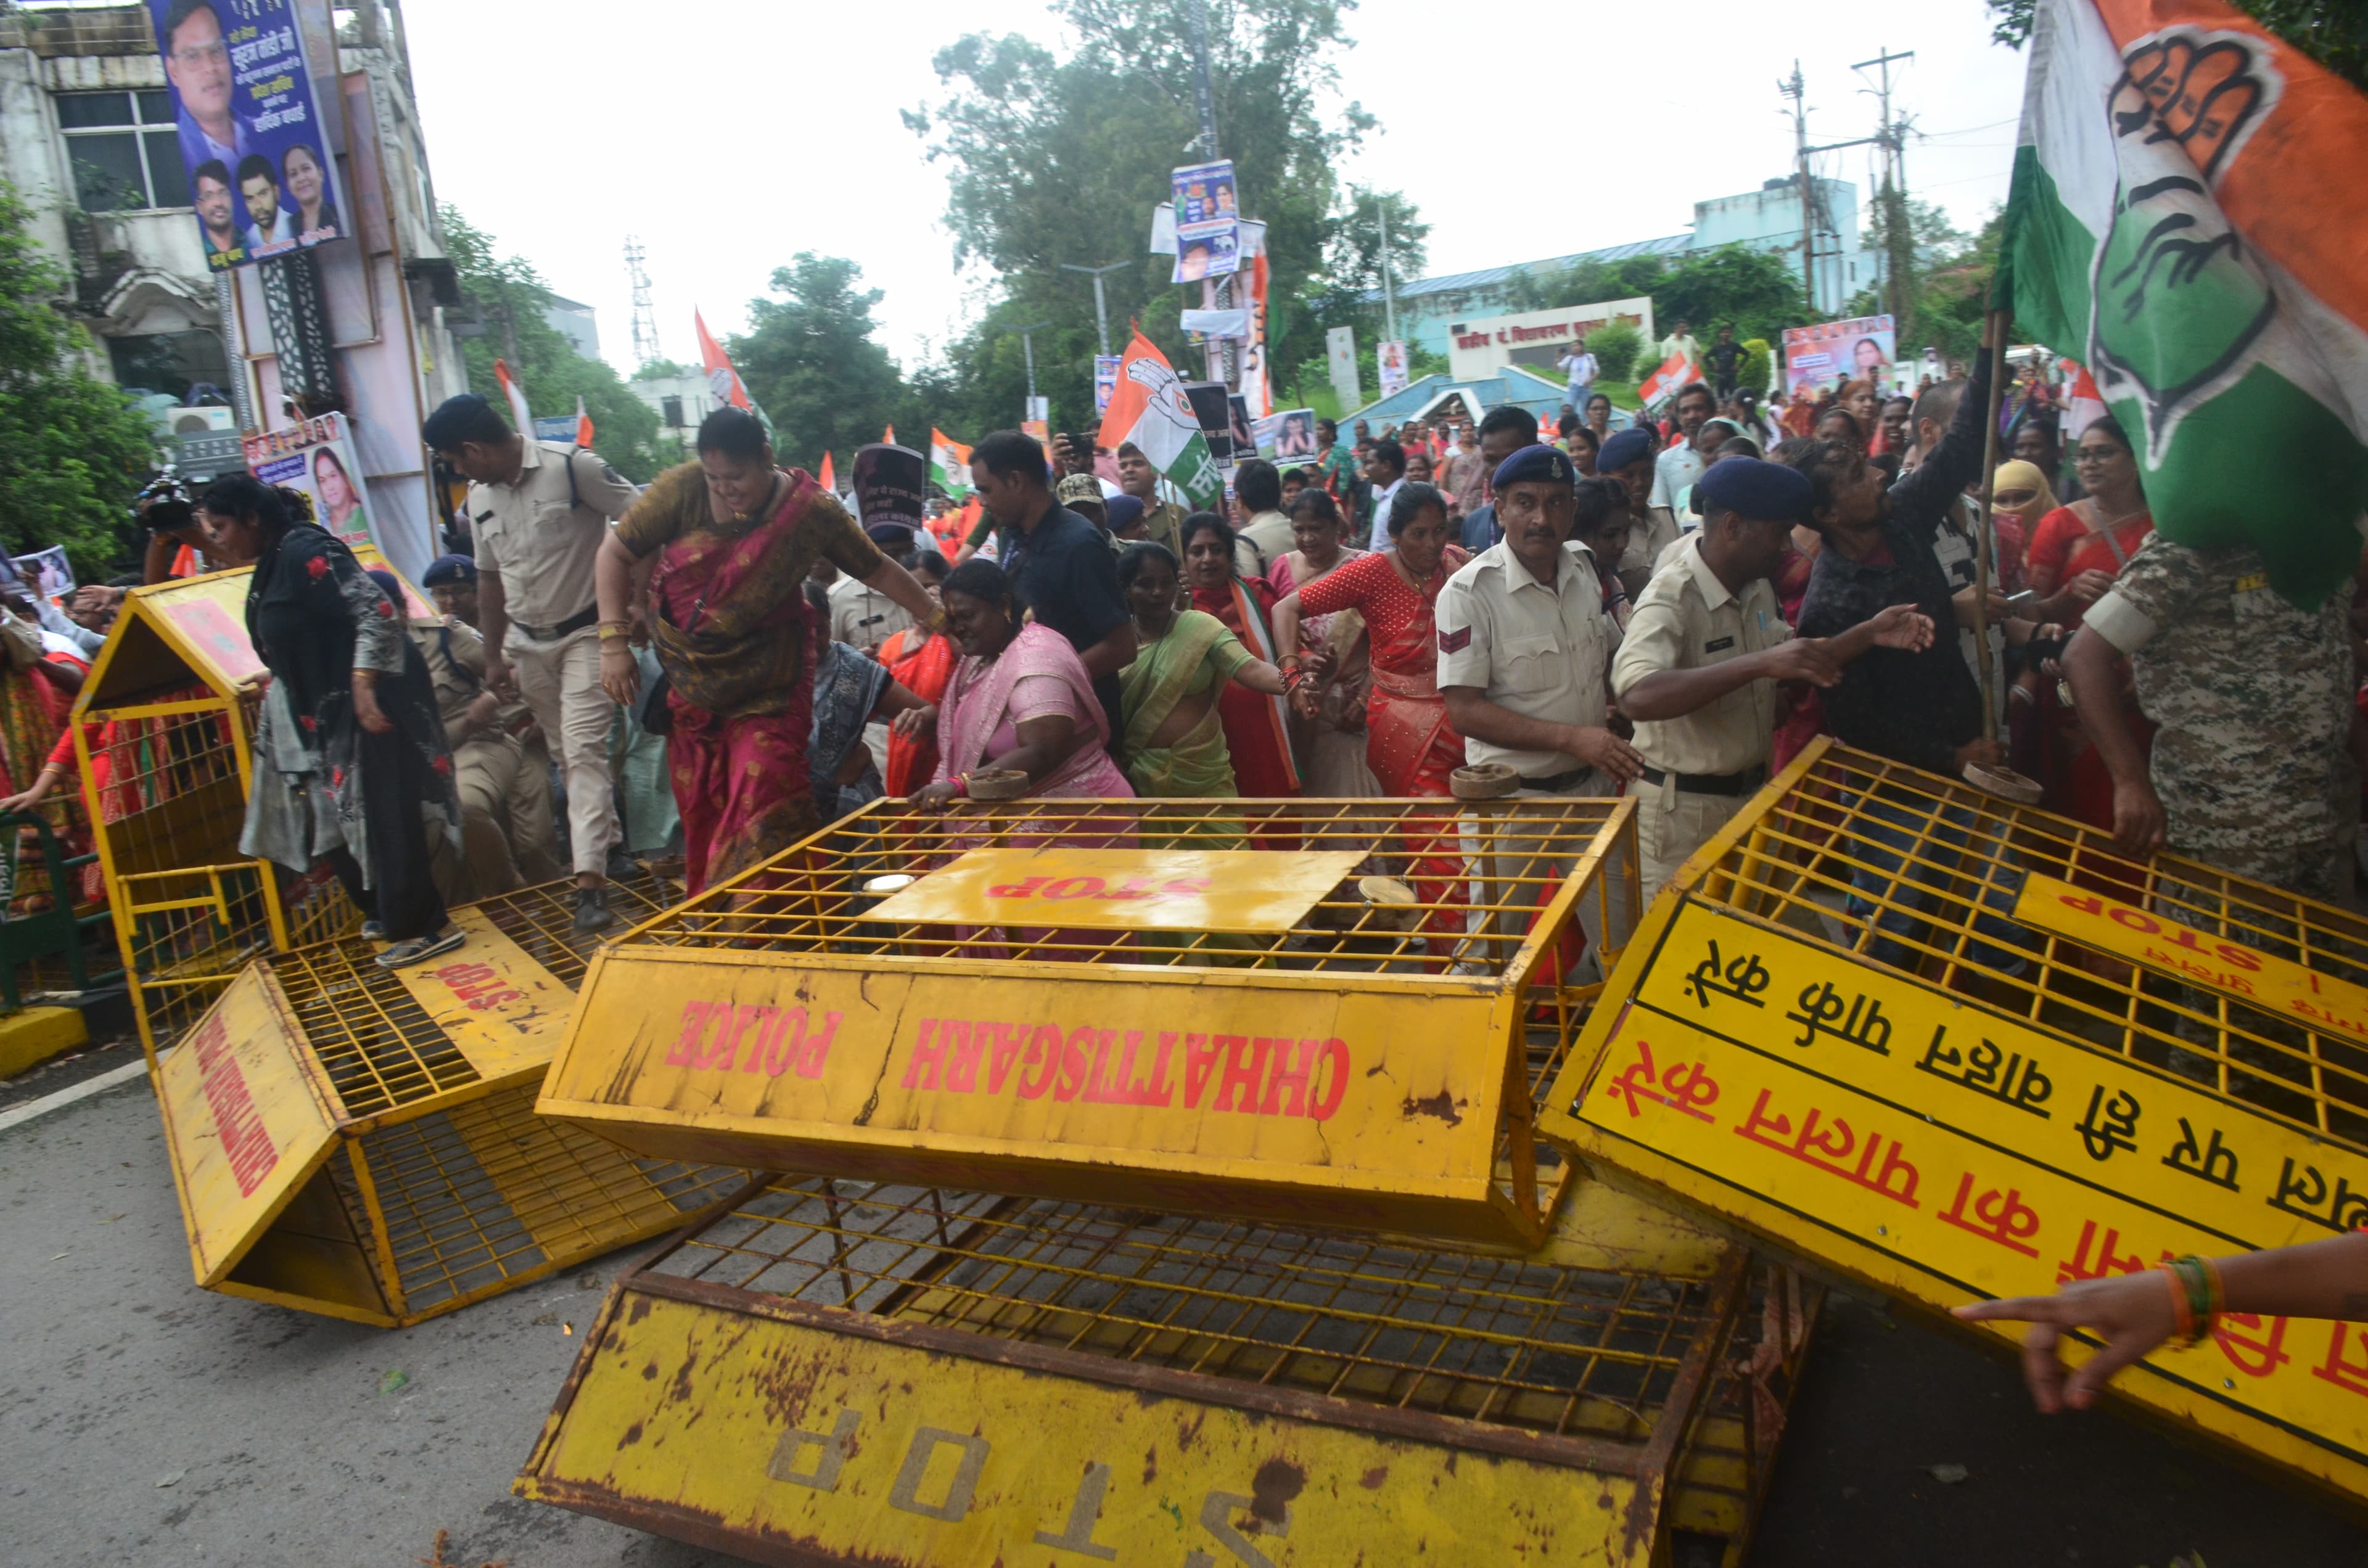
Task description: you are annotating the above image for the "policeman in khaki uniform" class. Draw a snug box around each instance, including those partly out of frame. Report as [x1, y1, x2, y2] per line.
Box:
[1616, 459, 1933, 902]
[396, 558, 564, 903]
[1437, 443, 1640, 968]
[424, 394, 638, 933]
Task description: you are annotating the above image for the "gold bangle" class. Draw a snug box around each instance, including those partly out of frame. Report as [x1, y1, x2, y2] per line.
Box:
[351, 668, 378, 686]
[597, 622, 629, 640]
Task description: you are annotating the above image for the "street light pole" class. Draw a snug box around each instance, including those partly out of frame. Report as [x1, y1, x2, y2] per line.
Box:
[1059, 263, 1128, 358]
[1001, 319, 1054, 417]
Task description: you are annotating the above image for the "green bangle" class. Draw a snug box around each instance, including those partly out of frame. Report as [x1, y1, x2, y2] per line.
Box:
[2168, 1255, 2216, 1346]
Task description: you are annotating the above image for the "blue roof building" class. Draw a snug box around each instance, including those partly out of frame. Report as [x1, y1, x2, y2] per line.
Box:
[1341, 366, 1578, 432]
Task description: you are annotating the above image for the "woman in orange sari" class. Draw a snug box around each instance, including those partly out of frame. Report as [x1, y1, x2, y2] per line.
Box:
[2024, 416, 2155, 827]
[874, 552, 956, 797]
[1180, 512, 1299, 797]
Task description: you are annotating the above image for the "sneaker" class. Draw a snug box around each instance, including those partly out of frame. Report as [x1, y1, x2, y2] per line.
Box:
[360, 920, 386, 941]
[376, 927, 466, 969]
[572, 885, 615, 935]
[605, 847, 641, 882]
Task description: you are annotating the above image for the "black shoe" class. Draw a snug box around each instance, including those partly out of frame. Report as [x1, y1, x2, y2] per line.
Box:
[572, 885, 615, 935]
[605, 847, 641, 882]
[360, 920, 386, 941]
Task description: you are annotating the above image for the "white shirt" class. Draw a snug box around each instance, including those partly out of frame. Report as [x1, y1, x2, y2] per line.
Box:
[1649, 443, 1704, 512]
[1557, 351, 1599, 385]
[1435, 539, 1619, 779]
[1365, 476, 1406, 550]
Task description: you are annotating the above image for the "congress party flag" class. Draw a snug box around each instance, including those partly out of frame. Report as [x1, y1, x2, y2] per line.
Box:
[817, 450, 836, 493]
[1635, 348, 1693, 411]
[695, 310, 754, 413]
[1096, 330, 1222, 511]
[929, 429, 973, 499]
[493, 358, 533, 439]
[2000, 0, 2368, 604]
[574, 395, 594, 449]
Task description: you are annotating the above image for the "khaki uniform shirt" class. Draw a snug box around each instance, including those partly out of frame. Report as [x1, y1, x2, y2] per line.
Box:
[1435, 539, 1619, 779]
[1141, 499, 1187, 557]
[1614, 535, 1787, 776]
[467, 441, 638, 631]
[827, 571, 913, 654]
[408, 615, 532, 748]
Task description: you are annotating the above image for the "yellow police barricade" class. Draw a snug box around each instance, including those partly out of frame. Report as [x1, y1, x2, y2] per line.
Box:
[1539, 736, 2368, 1508]
[515, 1173, 1818, 1567]
[157, 876, 745, 1327]
[73, 561, 410, 1055]
[540, 795, 1640, 1250]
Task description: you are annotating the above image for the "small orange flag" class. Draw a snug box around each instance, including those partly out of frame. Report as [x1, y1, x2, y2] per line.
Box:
[884, 424, 896, 445]
[818, 451, 836, 491]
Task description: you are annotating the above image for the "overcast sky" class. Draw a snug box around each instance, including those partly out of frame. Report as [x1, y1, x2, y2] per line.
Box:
[400, 0, 2028, 376]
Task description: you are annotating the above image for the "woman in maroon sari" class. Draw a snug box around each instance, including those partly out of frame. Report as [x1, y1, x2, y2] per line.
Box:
[596, 408, 939, 893]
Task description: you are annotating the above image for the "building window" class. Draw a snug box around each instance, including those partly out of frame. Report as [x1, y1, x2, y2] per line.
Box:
[660, 395, 685, 429]
[108, 330, 231, 404]
[57, 90, 187, 213]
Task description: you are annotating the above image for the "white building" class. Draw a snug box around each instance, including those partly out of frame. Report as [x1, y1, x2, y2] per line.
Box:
[0, 1, 467, 581]
[545, 292, 598, 359]
[626, 371, 719, 458]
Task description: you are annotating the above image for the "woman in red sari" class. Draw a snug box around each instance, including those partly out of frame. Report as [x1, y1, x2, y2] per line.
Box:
[874, 552, 957, 797]
[2023, 416, 2155, 827]
[1180, 512, 1299, 797]
[596, 408, 939, 893]
[1273, 482, 1470, 948]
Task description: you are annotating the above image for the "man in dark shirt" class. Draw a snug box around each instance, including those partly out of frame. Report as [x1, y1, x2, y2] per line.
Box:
[1704, 323, 1745, 402]
[1780, 326, 2029, 972]
[969, 430, 1137, 748]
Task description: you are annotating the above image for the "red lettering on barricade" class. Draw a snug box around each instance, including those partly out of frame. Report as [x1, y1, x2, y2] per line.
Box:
[1016, 1025, 1061, 1101]
[1052, 1026, 1098, 1102]
[2312, 1322, 2368, 1400]
[187, 1013, 280, 1197]
[1937, 1172, 2043, 1258]
[1259, 1038, 1316, 1117]
[429, 961, 524, 1011]
[1183, 1034, 1222, 1108]
[667, 1001, 713, 1066]
[2056, 1220, 2147, 1285]
[1733, 1087, 1920, 1207]
[1598, 1039, 1720, 1123]
[944, 1024, 992, 1093]
[902, 1019, 949, 1091]
[1308, 1039, 1349, 1123]
[2213, 1313, 2293, 1379]
[1213, 1036, 1268, 1113]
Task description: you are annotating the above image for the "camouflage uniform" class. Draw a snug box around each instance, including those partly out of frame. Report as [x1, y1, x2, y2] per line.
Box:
[2084, 538, 2355, 898]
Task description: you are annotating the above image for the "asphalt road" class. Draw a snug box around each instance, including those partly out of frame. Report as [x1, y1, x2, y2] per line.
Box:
[2, 1073, 2361, 1567]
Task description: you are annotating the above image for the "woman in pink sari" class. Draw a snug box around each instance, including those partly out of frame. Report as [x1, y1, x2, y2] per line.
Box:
[596, 408, 939, 893]
[909, 558, 1134, 808]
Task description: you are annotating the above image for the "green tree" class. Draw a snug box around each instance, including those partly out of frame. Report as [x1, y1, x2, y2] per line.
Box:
[1651, 245, 1807, 348]
[441, 207, 664, 483]
[1499, 253, 1670, 317]
[630, 358, 687, 382]
[1987, 0, 2367, 88]
[0, 181, 156, 577]
[731, 255, 912, 477]
[1585, 321, 1644, 382]
[908, 0, 1389, 434]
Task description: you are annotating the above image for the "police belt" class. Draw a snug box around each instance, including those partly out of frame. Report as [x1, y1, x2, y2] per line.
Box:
[1638, 763, 1767, 797]
[512, 603, 600, 642]
[1519, 767, 1593, 793]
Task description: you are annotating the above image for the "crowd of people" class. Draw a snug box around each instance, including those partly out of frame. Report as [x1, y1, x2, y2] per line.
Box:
[0, 323, 2360, 1403]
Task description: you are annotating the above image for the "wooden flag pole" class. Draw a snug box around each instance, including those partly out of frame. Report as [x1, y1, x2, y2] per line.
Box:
[1971, 308, 2012, 744]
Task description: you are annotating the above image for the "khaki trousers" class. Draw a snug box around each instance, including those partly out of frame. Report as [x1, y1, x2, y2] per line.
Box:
[1635, 774, 1749, 909]
[508, 623, 618, 877]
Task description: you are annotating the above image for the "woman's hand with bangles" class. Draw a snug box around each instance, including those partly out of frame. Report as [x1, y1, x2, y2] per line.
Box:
[1953, 1273, 2179, 1413]
[599, 639, 640, 706]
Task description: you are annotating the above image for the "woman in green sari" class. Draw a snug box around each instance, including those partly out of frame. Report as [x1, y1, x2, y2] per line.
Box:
[1117, 543, 1301, 797]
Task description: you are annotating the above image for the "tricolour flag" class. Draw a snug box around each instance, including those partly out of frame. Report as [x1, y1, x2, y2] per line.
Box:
[493, 358, 533, 437]
[2001, 0, 2368, 604]
[574, 395, 594, 449]
[818, 451, 836, 493]
[929, 429, 973, 499]
[1635, 348, 1693, 410]
[1095, 330, 1222, 511]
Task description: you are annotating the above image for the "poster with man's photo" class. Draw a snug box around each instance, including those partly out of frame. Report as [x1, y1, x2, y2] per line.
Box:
[9, 548, 74, 601]
[1170, 160, 1240, 282]
[152, 0, 346, 271]
[244, 413, 375, 552]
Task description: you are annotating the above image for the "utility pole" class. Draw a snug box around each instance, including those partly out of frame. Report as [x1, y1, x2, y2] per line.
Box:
[1379, 198, 1399, 344]
[1059, 262, 1128, 358]
[1781, 62, 1814, 316]
[1003, 319, 1054, 409]
[1184, 0, 1235, 390]
[1852, 46, 1916, 325]
[625, 236, 662, 369]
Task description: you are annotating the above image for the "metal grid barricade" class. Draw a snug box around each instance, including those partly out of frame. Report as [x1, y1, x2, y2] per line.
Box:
[517, 1175, 1816, 1567]
[1540, 736, 2368, 1509]
[154, 876, 745, 1327]
[541, 795, 1643, 1250]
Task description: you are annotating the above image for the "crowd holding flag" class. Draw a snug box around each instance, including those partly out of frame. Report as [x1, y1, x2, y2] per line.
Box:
[1097, 329, 1224, 511]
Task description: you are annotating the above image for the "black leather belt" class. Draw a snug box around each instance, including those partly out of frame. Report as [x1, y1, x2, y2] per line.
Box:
[1639, 763, 1766, 797]
[512, 603, 599, 642]
[1519, 767, 1592, 792]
